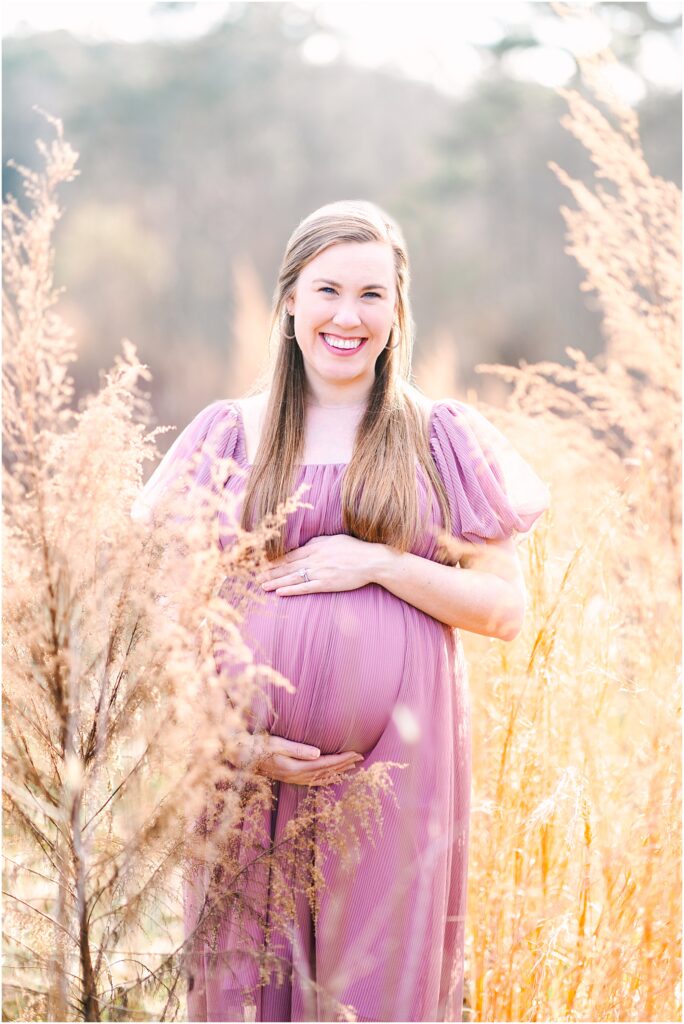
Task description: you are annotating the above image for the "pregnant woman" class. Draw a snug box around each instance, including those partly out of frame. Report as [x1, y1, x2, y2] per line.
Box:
[135, 199, 550, 1022]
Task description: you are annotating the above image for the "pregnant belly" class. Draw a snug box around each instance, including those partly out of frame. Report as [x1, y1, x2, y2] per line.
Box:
[216, 583, 407, 755]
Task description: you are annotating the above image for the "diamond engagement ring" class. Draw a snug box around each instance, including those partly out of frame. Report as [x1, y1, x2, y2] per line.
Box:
[298, 567, 311, 583]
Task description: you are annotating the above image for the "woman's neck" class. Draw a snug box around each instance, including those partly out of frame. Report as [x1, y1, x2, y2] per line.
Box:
[304, 378, 373, 410]
[307, 398, 368, 410]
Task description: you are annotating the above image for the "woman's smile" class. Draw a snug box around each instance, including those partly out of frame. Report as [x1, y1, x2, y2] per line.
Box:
[319, 332, 368, 355]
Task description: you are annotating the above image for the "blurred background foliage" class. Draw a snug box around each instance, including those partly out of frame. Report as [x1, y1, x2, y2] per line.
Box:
[3, 1, 681, 436]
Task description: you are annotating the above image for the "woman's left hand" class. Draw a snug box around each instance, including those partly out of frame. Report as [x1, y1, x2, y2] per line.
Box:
[255, 535, 379, 595]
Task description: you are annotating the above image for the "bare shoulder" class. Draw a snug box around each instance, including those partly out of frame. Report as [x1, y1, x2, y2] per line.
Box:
[233, 392, 270, 462]
[234, 391, 270, 417]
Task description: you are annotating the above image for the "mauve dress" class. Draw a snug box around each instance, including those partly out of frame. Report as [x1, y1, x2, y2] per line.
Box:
[134, 397, 550, 1023]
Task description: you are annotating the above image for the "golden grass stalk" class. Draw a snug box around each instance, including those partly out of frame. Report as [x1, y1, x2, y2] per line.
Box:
[457, 20, 681, 1022]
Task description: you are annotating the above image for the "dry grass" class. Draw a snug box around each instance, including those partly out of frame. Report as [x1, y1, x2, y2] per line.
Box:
[417, 14, 681, 1020]
[2, 110, 397, 1023]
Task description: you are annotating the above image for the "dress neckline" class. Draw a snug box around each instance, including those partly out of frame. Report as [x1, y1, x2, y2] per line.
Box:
[231, 398, 440, 469]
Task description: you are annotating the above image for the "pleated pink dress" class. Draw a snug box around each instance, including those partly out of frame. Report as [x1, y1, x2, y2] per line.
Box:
[135, 397, 550, 1023]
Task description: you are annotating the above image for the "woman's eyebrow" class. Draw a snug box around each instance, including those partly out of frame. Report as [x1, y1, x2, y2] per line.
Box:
[312, 278, 388, 291]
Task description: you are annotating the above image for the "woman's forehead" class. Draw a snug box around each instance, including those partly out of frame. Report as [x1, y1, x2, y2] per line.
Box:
[303, 241, 395, 282]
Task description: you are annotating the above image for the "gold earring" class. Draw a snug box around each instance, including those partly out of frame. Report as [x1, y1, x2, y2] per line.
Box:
[282, 311, 296, 340]
[386, 322, 400, 350]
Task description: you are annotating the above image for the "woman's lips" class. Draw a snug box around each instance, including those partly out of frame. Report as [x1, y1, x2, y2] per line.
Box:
[319, 332, 368, 356]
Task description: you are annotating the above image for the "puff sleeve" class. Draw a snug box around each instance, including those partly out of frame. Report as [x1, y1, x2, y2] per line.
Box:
[131, 399, 240, 528]
[429, 399, 551, 545]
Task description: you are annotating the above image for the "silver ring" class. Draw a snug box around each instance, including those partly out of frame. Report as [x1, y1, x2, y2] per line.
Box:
[298, 567, 310, 583]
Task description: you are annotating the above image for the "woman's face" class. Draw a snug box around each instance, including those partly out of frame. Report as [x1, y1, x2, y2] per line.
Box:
[285, 241, 398, 394]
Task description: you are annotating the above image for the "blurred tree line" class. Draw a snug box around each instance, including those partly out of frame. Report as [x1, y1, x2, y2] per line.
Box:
[3, 1, 681, 432]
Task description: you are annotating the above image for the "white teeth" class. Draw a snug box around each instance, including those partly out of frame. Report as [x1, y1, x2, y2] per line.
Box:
[322, 333, 365, 350]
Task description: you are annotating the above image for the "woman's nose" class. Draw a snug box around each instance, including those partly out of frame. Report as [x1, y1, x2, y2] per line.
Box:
[332, 308, 363, 328]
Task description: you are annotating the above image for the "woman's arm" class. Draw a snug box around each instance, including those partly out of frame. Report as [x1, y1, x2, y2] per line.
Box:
[258, 533, 527, 640]
[369, 535, 526, 640]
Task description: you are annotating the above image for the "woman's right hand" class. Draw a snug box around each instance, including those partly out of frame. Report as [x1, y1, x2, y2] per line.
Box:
[232, 733, 364, 786]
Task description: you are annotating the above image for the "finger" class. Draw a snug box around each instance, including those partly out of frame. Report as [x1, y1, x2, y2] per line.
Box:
[253, 751, 277, 775]
[302, 761, 358, 779]
[295, 762, 361, 786]
[261, 542, 317, 577]
[254, 752, 290, 779]
[280, 753, 360, 780]
[274, 752, 360, 775]
[270, 572, 325, 594]
[270, 738, 321, 760]
[314, 752, 364, 768]
[277, 548, 304, 564]
[299, 769, 335, 786]
[279, 549, 307, 564]
[271, 582, 317, 595]
[307, 764, 358, 786]
[263, 564, 300, 580]
[254, 555, 293, 582]
[261, 570, 305, 588]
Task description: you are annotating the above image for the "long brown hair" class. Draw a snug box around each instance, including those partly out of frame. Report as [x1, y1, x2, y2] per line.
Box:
[240, 199, 453, 561]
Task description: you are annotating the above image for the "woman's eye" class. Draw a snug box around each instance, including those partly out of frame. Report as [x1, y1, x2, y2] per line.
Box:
[318, 287, 380, 298]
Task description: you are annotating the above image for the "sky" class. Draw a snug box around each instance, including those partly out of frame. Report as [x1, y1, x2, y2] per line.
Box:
[3, 1, 682, 105]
